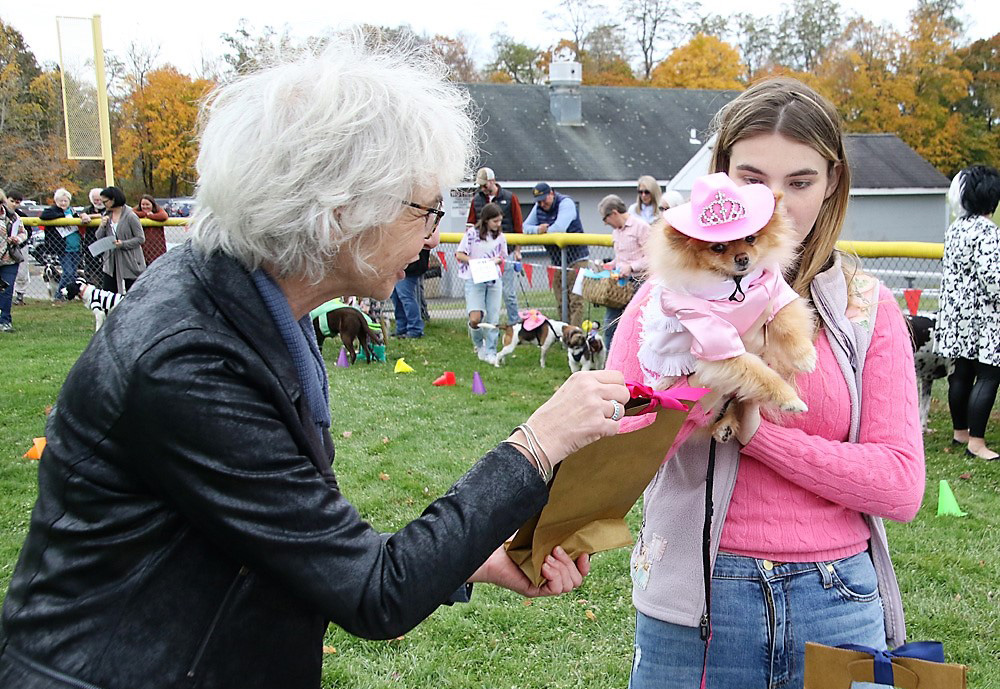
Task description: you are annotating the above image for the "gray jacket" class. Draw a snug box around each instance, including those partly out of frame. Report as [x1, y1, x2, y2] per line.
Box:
[631, 256, 908, 648]
[95, 205, 146, 291]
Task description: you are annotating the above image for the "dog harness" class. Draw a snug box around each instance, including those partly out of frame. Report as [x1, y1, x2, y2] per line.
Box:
[309, 299, 382, 338]
[637, 266, 799, 379]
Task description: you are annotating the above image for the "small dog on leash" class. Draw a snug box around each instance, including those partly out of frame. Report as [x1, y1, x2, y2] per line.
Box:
[311, 301, 384, 364]
[642, 173, 817, 442]
[61, 278, 124, 331]
[907, 313, 951, 431]
[488, 311, 569, 368]
[564, 322, 606, 372]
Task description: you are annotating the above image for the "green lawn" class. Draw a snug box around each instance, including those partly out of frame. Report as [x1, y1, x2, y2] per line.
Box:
[1, 301, 998, 687]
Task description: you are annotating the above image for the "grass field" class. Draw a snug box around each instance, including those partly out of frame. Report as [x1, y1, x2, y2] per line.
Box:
[1, 301, 998, 687]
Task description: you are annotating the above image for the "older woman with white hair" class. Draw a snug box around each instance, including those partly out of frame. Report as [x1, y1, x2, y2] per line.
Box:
[0, 34, 629, 689]
[39, 187, 91, 299]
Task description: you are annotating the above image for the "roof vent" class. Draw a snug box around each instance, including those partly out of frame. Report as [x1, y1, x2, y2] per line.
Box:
[548, 61, 583, 127]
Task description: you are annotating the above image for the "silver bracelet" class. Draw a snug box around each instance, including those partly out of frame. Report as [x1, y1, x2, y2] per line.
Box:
[513, 423, 553, 484]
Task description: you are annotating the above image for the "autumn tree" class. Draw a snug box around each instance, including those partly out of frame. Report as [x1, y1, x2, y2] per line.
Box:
[816, 19, 915, 133]
[772, 0, 844, 72]
[650, 33, 743, 89]
[955, 33, 999, 162]
[118, 67, 213, 197]
[486, 34, 543, 84]
[0, 19, 75, 197]
[579, 24, 637, 85]
[623, 0, 681, 80]
[546, 0, 609, 62]
[429, 34, 478, 82]
[896, 0, 973, 174]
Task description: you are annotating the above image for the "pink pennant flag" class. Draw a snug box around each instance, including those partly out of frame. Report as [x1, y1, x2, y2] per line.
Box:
[903, 289, 922, 316]
[437, 251, 447, 272]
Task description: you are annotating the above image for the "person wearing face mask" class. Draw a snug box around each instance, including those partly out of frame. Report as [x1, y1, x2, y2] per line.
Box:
[610, 77, 924, 689]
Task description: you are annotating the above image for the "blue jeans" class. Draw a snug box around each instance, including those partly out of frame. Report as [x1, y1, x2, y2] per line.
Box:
[391, 275, 423, 337]
[604, 305, 624, 350]
[501, 261, 521, 325]
[464, 278, 502, 352]
[629, 551, 886, 689]
[0, 263, 18, 325]
[57, 251, 81, 293]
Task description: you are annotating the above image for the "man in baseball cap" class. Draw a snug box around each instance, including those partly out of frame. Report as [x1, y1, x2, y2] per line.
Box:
[523, 182, 590, 326]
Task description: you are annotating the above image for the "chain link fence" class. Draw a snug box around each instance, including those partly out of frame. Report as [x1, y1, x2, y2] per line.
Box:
[15, 219, 189, 300]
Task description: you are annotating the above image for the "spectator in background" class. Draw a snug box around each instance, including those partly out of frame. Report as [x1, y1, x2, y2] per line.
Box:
[523, 182, 589, 326]
[659, 189, 685, 213]
[1, 193, 28, 331]
[135, 194, 169, 222]
[4, 191, 29, 305]
[40, 188, 91, 301]
[80, 187, 108, 284]
[391, 212, 442, 339]
[598, 194, 650, 350]
[456, 202, 507, 364]
[468, 166, 524, 325]
[83, 188, 104, 216]
[95, 186, 146, 294]
[628, 175, 662, 225]
[936, 164, 1000, 461]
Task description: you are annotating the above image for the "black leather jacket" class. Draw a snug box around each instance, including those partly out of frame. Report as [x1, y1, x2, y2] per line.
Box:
[0, 243, 547, 688]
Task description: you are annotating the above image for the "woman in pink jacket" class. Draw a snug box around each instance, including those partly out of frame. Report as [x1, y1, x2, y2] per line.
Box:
[613, 78, 925, 689]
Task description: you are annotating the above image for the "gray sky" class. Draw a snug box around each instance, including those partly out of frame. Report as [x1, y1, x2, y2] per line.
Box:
[5, 0, 998, 76]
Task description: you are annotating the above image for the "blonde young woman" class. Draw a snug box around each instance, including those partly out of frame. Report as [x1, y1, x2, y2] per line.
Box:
[628, 175, 663, 224]
[609, 77, 924, 688]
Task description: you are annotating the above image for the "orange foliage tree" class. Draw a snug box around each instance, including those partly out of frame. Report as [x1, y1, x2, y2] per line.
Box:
[118, 67, 213, 197]
[650, 34, 744, 89]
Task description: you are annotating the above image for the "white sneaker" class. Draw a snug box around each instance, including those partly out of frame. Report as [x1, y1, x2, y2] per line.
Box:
[476, 347, 489, 362]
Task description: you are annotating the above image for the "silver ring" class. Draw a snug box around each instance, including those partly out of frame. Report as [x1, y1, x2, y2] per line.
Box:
[610, 400, 623, 422]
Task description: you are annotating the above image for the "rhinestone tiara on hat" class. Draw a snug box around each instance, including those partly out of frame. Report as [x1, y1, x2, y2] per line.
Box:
[698, 191, 746, 227]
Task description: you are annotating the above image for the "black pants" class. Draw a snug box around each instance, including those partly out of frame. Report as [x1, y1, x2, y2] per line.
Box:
[102, 272, 135, 295]
[948, 357, 1000, 437]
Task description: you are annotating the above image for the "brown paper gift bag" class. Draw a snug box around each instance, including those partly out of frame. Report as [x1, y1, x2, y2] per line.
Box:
[506, 387, 704, 586]
[804, 642, 967, 689]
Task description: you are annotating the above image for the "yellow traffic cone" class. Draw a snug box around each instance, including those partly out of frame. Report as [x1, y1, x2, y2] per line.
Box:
[394, 358, 415, 374]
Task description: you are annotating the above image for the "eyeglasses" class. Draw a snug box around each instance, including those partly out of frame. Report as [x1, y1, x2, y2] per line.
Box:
[401, 200, 445, 239]
[637, 188, 652, 195]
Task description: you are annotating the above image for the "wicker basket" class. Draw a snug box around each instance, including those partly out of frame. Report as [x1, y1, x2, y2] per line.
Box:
[581, 276, 637, 309]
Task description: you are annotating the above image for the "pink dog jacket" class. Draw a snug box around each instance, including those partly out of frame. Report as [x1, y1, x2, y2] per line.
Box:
[637, 266, 799, 380]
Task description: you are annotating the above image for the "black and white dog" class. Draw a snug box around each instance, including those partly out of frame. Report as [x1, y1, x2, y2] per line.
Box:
[42, 261, 62, 300]
[62, 278, 124, 331]
[907, 314, 951, 431]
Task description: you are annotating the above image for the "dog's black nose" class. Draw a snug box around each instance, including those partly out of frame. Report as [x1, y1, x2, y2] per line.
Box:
[734, 253, 750, 268]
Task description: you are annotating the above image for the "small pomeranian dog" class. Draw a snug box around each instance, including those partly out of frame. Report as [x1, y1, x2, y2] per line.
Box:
[639, 172, 817, 442]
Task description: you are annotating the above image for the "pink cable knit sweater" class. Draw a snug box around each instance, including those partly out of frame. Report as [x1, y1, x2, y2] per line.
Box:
[609, 284, 925, 562]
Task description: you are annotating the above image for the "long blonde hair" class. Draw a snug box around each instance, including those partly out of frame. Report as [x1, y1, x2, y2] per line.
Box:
[709, 77, 854, 299]
[635, 175, 663, 220]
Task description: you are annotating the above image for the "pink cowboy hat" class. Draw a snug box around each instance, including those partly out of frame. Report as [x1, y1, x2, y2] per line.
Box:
[662, 172, 775, 242]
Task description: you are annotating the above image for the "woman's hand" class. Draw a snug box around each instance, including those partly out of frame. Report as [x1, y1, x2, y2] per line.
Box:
[80, 213, 91, 224]
[468, 545, 590, 597]
[518, 370, 629, 467]
[115, 240, 122, 247]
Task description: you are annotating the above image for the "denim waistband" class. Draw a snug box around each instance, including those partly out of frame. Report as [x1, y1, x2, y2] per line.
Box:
[713, 551, 869, 582]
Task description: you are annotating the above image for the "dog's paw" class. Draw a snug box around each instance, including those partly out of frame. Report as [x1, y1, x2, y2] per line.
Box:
[794, 345, 818, 374]
[713, 424, 734, 443]
[780, 397, 808, 413]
